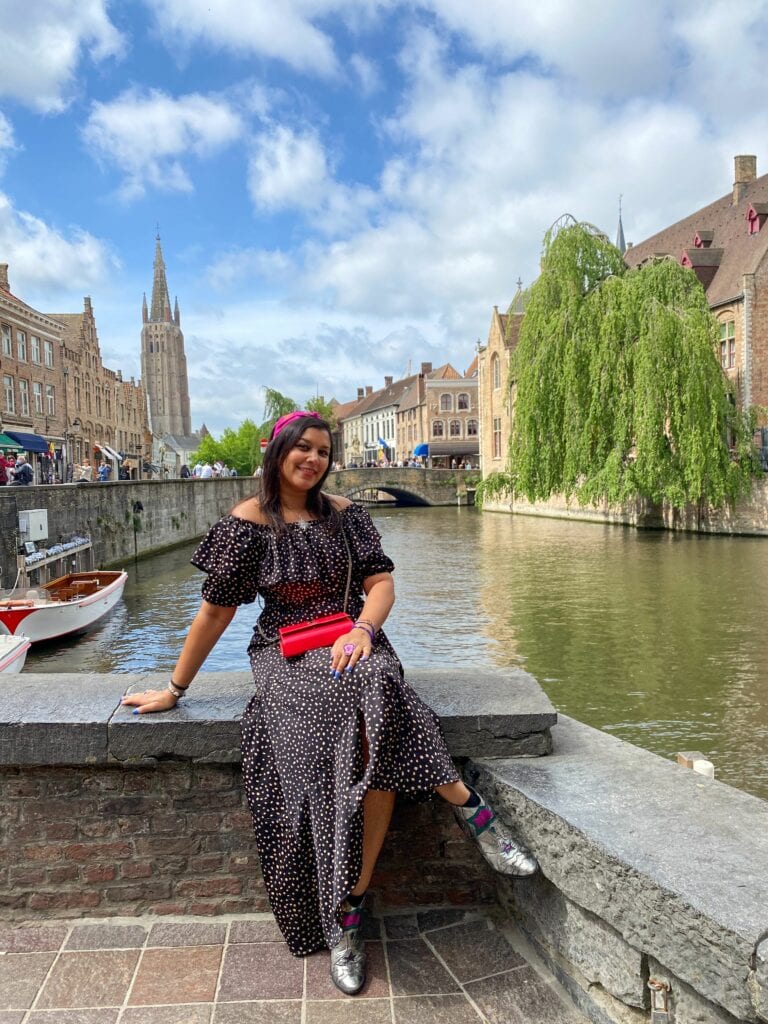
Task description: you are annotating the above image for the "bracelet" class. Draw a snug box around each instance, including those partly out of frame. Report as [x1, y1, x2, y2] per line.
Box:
[167, 679, 188, 700]
[353, 621, 376, 641]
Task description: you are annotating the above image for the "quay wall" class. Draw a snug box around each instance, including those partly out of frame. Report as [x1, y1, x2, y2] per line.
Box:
[482, 474, 768, 536]
[0, 479, 254, 585]
[2, 667, 766, 1022]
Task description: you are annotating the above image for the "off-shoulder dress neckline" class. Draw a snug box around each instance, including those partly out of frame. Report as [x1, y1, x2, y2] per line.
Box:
[226, 503, 358, 530]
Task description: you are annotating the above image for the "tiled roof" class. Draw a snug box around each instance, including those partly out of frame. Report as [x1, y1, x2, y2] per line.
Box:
[464, 354, 478, 377]
[333, 396, 366, 421]
[364, 374, 419, 413]
[624, 173, 768, 306]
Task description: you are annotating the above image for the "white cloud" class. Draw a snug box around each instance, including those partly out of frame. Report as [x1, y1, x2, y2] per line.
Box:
[247, 123, 376, 234]
[0, 0, 124, 112]
[0, 192, 115, 295]
[83, 88, 244, 200]
[349, 53, 381, 95]
[146, 0, 340, 76]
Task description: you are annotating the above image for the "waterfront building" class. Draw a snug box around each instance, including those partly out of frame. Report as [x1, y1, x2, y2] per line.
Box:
[0, 263, 67, 480]
[339, 386, 375, 466]
[360, 374, 418, 463]
[477, 286, 526, 475]
[52, 298, 149, 478]
[625, 154, 768, 412]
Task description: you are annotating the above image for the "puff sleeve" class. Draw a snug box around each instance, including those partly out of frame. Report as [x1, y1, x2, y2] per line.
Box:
[343, 503, 395, 579]
[191, 515, 263, 606]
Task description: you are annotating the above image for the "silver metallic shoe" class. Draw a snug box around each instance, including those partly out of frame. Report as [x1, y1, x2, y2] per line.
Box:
[330, 901, 367, 995]
[454, 790, 539, 877]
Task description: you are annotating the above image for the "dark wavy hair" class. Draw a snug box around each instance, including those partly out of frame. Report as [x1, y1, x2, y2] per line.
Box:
[258, 414, 339, 533]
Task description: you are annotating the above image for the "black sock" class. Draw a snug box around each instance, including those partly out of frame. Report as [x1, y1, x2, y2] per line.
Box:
[347, 891, 366, 907]
[461, 787, 481, 808]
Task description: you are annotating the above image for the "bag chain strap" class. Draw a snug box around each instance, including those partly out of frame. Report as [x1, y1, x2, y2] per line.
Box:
[256, 522, 353, 645]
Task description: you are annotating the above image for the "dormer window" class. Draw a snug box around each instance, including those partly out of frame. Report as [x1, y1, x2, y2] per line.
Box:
[693, 229, 714, 248]
[746, 203, 768, 235]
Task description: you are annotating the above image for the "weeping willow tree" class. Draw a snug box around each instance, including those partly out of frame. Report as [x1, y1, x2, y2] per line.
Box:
[479, 221, 760, 510]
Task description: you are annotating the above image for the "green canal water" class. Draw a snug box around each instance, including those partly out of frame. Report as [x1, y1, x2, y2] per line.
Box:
[27, 507, 768, 801]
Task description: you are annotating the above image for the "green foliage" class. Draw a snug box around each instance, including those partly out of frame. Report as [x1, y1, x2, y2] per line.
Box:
[305, 395, 337, 428]
[480, 223, 759, 510]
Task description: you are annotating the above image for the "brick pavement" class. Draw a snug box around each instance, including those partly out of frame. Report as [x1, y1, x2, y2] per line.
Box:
[0, 907, 585, 1023]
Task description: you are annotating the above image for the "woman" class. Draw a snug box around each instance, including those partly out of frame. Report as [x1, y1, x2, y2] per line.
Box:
[122, 411, 536, 995]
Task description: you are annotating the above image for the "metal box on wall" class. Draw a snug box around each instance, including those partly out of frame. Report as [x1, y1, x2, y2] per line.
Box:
[18, 509, 49, 542]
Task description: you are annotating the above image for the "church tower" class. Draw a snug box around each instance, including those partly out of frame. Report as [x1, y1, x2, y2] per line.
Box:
[140, 236, 191, 437]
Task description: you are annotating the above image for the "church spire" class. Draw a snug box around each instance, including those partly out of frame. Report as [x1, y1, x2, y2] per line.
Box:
[142, 292, 148, 324]
[150, 234, 171, 322]
[174, 296, 180, 326]
[615, 195, 627, 255]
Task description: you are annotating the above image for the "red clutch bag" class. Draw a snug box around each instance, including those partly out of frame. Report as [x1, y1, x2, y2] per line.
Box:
[278, 612, 354, 658]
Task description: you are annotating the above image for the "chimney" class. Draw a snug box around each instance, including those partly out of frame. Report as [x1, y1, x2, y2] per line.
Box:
[420, 362, 432, 374]
[365, 386, 373, 396]
[0, 264, 8, 291]
[384, 376, 393, 387]
[357, 387, 364, 400]
[733, 154, 757, 204]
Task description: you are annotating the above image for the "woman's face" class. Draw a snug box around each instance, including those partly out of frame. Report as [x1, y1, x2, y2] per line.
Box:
[279, 427, 332, 495]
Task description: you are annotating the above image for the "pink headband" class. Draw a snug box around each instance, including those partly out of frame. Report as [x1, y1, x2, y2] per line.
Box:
[271, 410, 321, 440]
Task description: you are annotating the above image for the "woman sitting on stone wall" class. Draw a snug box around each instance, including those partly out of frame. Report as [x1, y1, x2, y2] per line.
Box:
[122, 411, 537, 995]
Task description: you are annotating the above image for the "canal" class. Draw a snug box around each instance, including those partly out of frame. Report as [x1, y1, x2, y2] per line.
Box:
[27, 506, 768, 801]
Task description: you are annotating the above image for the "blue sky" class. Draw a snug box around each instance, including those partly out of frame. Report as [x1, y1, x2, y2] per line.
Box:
[1, 1, 768, 433]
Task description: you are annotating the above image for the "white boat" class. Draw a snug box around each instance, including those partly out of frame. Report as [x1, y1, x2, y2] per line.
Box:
[0, 634, 31, 672]
[0, 571, 128, 643]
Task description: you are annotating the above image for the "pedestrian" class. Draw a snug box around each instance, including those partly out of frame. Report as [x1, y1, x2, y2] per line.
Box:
[97, 461, 111, 482]
[200, 462, 213, 479]
[0, 452, 9, 486]
[180, 464, 191, 479]
[123, 411, 537, 995]
[10, 454, 33, 485]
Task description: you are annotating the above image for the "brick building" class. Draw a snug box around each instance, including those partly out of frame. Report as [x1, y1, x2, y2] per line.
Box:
[52, 298, 149, 478]
[625, 154, 768, 411]
[477, 288, 525, 474]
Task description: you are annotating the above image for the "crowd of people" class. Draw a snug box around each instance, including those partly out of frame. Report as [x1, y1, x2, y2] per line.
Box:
[0, 452, 36, 485]
[183, 461, 238, 478]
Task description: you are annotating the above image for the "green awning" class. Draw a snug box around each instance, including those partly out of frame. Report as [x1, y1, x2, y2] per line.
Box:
[0, 433, 22, 452]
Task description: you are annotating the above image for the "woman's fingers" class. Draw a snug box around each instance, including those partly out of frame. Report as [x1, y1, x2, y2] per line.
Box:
[330, 634, 372, 676]
[120, 689, 176, 714]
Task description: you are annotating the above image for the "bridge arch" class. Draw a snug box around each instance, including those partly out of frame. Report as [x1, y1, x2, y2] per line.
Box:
[324, 468, 476, 507]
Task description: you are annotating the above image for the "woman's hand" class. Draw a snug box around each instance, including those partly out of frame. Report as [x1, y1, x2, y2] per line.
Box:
[330, 627, 372, 677]
[121, 687, 179, 715]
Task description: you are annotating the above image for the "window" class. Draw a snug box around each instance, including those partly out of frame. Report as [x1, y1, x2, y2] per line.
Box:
[492, 354, 501, 389]
[46, 384, 55, 416]
[3, 375, 14, 413]
[33, 381, 43, 414]
[467, 419, 478, 436]
[457, 392, 470, 410]
[440, 393, 452, 412]
[31, 336, 41, 363]
[449, 420, 461, 437]
[1, 324, 10, 356]
[74, 376, 81, 410]
[17, 331, 26, 361]
[493, 417, 502, 459]
[19, 379, 29, 416]
[432, 420, 444, 438]
[44, 340, 54, 368]
[719, 321, 736, 369]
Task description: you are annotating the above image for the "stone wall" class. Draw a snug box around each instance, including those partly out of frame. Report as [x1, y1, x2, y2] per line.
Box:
[0, 668, 553, 921]
[468, 717, 768, 1024]
[0, 478, 254, 584]
[482, 473, 768, 536]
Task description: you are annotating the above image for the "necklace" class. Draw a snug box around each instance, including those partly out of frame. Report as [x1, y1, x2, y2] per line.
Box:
[282, 505, 310, 529]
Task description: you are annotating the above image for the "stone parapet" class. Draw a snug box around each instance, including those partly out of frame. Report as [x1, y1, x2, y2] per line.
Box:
[0, 668, 553, 920]
[468, 717, 768, 1023]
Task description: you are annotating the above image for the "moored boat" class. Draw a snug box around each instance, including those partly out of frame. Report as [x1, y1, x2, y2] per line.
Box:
[0, 571, 128, 643]
[0, 635, 31, 672]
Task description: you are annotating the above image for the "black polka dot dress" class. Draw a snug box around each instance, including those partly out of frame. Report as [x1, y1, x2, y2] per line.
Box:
[191, 502, 460, 957]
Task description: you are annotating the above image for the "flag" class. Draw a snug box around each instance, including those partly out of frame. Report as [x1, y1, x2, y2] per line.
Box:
[377, 437, 387, 449]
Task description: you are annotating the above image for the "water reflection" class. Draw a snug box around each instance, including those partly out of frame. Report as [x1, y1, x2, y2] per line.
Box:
[26, 507, 768, 800]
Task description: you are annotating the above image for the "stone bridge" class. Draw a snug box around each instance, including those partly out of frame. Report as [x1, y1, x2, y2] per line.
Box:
[325, 467, 480, 505]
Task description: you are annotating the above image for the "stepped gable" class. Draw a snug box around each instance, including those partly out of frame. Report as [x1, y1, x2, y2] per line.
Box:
[624, 169, 768, 306]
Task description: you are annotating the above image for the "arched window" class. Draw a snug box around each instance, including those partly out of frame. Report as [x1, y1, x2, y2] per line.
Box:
[491, 354, 501, 389]
[440, 393, 452, 411]
[149, 342, 153, 353]
[432, 420, 444, 438]
[449, 420, 461, 437]
[457, 392, 469, 410]
[467, 419, 478, 436]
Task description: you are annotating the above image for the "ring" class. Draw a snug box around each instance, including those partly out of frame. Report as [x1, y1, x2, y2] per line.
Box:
[343, 643, 356, 655]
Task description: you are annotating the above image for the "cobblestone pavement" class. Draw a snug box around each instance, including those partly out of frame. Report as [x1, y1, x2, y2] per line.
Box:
[0, 907, 586, 1023]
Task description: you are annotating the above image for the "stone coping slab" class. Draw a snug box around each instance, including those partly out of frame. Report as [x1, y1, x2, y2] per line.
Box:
[468, 716, 768, 1022]
[0, 667, 555, 766]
